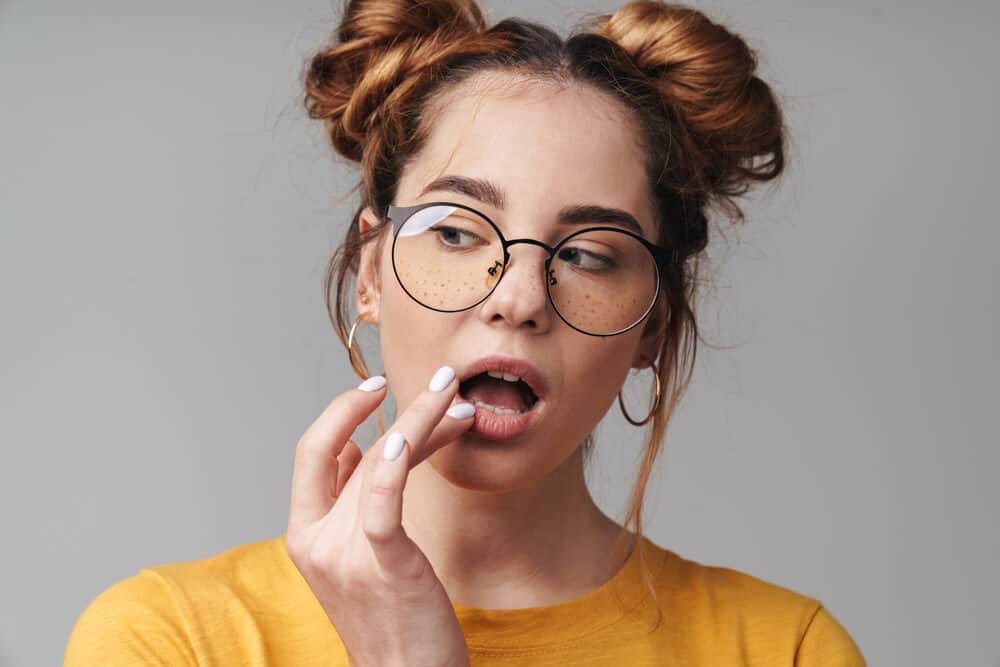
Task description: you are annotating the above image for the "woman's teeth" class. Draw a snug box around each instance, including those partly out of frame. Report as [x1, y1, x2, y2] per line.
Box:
[459, 369, 538, 415]
[469, 398, 529, 415]
[487, 370, 523, 383]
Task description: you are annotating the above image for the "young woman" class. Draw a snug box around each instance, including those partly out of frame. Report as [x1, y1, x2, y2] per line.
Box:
[66, 1, 866, 664]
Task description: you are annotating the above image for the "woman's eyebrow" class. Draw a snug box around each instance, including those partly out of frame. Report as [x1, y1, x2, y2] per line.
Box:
[420, 175, 505, 209]
[557, 205, 645, 237]
[418, 174, 647, 237]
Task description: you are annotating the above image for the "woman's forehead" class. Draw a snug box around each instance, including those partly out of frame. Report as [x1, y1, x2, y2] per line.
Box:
[400, 73, 656, 237]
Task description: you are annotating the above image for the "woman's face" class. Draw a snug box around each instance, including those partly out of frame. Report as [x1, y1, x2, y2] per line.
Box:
[356, 72, 666, 492]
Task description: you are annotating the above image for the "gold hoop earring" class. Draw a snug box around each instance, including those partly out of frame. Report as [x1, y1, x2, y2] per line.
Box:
[617, 360, 662, 426]
[346, 314, 376, 381]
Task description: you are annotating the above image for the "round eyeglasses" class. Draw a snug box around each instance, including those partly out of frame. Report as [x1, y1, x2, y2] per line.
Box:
[384, 201, 676, 337]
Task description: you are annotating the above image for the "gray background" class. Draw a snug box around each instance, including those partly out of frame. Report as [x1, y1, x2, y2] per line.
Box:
[2, 1, 997, 665]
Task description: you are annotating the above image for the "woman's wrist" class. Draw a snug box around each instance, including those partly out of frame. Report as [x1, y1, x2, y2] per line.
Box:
[349, 653, 469, 667]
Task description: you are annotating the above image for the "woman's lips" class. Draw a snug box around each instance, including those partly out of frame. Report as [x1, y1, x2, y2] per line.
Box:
[453, 353, 550, 441]
[457, 354, 548, 401]
[458, 392, 545, 441]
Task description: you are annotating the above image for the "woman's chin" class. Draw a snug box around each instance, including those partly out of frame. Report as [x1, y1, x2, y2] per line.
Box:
[425, 435, 552, 493]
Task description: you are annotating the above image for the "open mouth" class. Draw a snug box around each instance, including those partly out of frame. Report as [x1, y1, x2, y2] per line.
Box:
[458, 370, 540, 416]
[455, 361, 546, 441]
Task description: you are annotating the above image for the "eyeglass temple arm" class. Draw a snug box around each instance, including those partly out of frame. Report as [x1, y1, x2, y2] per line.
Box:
[648, 242, 679, 268]
[385, 204, 423, 225]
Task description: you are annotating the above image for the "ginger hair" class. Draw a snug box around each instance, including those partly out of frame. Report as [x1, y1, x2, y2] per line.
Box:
[303, 0, 786, 629]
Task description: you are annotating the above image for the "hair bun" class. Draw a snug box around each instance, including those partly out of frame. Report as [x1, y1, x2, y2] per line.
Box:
[304, 0, 488, 163]
[592, 1, 785, 217]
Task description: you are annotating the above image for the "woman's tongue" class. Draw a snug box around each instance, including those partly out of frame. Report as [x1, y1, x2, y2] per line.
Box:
[461, 375, 530, 411]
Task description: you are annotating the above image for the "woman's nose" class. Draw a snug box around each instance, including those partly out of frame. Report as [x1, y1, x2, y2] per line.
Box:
[476, 244, 553, 333]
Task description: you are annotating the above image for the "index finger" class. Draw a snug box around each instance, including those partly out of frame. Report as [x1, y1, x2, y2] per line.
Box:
[288, 375, 388, 532]
[371, 365, 473, 466]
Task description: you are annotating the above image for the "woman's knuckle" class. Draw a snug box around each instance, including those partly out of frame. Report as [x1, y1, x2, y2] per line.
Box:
[410, 399, 438, 421]
[304, 544, 336, 574]
[368, 481, 397, 498]
[399, 553, 428, 582]
[284, 532, 306, 563]
[293, 433, 321, 460]
[362, 521, 394, 545]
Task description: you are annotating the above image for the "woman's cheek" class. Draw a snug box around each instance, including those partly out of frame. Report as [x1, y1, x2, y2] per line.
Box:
[577, 353, 631, 420]
[377, 300, 422, 406]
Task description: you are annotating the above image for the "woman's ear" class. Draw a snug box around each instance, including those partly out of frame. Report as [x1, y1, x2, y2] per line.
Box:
[355, 205, 384, 324]
[632, 294, 668, 369]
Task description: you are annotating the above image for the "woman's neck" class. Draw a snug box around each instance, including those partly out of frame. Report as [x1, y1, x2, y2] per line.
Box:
[400, 444, 633, 610]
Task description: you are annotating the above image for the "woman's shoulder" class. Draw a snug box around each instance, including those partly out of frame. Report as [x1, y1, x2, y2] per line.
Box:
[64, 534, 329, 665]
[94, 533, 297, 607]
[641, 537, 867, 665]
[147, 532, 294, 591]
[653, 538, 820, 613]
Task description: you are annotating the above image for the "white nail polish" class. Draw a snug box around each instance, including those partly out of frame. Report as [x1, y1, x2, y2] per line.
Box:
[383, 431, 405, 461]
[357, 375, 387, 392]
[428, 365, 455, 392]
[446, 402, 476, 420]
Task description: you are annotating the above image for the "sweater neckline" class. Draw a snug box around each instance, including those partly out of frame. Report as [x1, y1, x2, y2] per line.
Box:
[451, 533, 668, 652]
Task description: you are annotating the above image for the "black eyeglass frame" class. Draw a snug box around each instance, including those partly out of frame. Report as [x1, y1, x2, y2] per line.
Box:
[384, 201, 678, 337]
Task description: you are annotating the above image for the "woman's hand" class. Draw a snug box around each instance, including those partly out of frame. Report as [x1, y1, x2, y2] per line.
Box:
[285, 366, 476, 667]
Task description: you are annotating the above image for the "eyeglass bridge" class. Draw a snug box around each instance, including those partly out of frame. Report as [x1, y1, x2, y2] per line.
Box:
[484, 238, 560, 286]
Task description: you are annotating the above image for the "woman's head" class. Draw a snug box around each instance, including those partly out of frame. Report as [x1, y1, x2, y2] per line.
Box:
[355, 70, 667, 492]
[304, 0, 785, 570]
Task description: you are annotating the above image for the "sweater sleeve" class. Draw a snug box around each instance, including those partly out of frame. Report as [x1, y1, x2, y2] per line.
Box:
[794, 604, 866, 667]
[64, 568, 198, 666]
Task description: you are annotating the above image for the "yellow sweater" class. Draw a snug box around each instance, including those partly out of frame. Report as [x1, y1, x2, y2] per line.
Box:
[65, 533, 866, 665]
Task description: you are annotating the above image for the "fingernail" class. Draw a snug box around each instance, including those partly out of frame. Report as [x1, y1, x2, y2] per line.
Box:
[446, 402, 476, 420]
[357, 375, 387, 392]
[428, 365, 455, 392]
[383, 431, 405, 461]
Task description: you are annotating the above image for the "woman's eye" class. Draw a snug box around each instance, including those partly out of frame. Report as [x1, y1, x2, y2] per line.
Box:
[433, 225, 481, 249]
[558, 247, 615, 270]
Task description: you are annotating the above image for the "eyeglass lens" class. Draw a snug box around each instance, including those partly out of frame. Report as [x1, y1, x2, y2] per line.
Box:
[392, 205, 659, 336]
